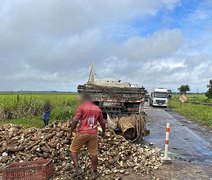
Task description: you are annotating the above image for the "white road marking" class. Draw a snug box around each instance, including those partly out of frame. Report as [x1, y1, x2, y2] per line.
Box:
[163, 110, 183, 126]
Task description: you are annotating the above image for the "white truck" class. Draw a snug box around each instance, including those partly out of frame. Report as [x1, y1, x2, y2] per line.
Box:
[149, 88, 168, 107]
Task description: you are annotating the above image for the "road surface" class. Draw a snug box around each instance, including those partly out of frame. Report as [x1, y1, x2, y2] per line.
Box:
[143, 103, 212, 179]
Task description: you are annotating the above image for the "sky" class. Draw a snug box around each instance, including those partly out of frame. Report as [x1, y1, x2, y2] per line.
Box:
[0, 0, 211, 92]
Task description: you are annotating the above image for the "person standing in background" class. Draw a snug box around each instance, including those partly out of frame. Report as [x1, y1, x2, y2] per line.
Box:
[43, 100, 51, 126]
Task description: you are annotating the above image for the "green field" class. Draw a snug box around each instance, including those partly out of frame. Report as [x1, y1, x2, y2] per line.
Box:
[0, 93, 78, 128]
[1, 93, 211, 128]
[184, 94, 212, 103]
[169, 94, 212, 127]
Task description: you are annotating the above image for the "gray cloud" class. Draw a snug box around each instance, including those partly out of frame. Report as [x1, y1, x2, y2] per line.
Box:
[0, 0, 211, 92]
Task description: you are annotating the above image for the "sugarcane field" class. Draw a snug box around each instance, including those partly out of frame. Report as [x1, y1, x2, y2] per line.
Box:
[0, 1, 212, 180]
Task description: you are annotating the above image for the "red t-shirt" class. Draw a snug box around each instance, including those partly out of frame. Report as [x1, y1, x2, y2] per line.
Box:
[74, 102, 105, 134]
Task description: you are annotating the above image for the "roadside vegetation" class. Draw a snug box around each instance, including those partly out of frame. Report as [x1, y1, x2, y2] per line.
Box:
[169, 94, 212, 127]
[1, 92, 211, 128]
[0, 93, 78, 128]
[185, 94, 212, 103]
[206, 79, 212, 99]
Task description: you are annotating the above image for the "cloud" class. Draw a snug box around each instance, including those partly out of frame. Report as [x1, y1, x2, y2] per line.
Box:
[0, 0, 180, 34]
[0, 0, 211, 92]
[189, 10, 210, 20]
[119, 29, 182, 61]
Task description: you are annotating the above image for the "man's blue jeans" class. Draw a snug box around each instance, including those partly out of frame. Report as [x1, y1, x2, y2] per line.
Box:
[43, 112, 50, 126]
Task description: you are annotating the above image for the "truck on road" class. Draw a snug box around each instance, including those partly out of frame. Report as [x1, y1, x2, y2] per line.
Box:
[77, 65, 150, 141]
[77, 65, 146, 118]
[149, 88, 168, 107]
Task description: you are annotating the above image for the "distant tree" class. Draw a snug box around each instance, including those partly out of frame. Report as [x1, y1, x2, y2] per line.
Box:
[206, 80, 212, 99]
[178, 85, 190, 94]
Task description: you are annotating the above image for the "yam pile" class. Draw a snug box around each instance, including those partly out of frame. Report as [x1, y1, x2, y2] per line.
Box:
[0, 123, 162, 179]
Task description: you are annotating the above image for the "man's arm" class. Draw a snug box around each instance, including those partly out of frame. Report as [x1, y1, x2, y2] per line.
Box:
[70, 118, 79, 135]
[45, 106, 51, 113]
[43, 104, 51, 113]
[48, 105, 52, 112]
[99, 112, 106, 137]
[70, 107, 82, 135]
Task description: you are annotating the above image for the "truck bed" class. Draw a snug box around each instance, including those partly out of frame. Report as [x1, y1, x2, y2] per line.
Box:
[78, 84, 145, 101]
[77, 84, 146, 117]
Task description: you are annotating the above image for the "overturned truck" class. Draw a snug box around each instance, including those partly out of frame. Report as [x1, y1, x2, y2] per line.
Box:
[77, 65, 149, 141]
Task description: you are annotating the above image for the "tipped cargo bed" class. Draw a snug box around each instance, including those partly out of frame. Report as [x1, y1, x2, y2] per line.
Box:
[78, 84, 146, 117]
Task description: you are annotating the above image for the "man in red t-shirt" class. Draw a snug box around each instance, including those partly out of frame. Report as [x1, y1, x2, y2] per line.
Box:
[70, 94, 105, 178]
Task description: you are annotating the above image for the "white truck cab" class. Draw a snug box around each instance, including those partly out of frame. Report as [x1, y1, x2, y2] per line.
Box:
[149, 88, 168, 107]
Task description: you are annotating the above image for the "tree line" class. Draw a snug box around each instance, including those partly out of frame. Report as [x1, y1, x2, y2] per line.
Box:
[178, 79, 212, 99]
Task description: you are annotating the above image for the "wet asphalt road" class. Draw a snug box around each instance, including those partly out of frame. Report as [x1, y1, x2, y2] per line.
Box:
[143, 103, 212, 166]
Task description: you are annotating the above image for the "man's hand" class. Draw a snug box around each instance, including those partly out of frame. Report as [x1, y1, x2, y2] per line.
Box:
[98, 113, 106, 139]
[101, 132, 106, 138]
[70, 118, 78, 138]
[70, 130, 73, 137]
[70, 130, 77, 142]
[70, 129, 77, 136]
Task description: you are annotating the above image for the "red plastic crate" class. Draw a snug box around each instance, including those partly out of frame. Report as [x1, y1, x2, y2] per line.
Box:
[2, 159, 54, 180]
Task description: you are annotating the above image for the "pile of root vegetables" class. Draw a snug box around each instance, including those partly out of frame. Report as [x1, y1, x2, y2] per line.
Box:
[0, 123, 162, 179]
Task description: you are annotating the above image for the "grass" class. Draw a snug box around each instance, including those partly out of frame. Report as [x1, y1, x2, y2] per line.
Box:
[1, 92, 211, 128]
[0, 93, 78, 128]
[169, 94, 212, 127]
[185, 93, 212, 103]
[0, 117, 45, 128]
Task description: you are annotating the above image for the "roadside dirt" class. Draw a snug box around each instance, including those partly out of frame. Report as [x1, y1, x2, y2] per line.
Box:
[120, 161, 211, 180]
